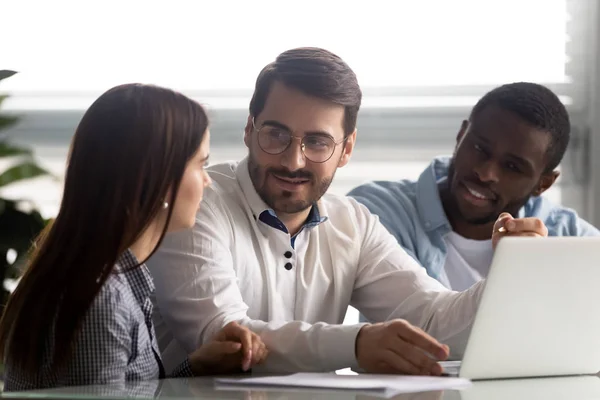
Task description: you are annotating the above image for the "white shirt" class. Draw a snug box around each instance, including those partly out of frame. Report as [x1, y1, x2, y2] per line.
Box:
[439, 232, 494, 291]
[147, 158, 485, 373]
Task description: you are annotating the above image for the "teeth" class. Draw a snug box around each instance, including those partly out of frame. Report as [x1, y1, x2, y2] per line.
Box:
[467, 187, 488, 200]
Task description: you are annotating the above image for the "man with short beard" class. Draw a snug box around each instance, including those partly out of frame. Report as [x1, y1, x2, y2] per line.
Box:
[350, 82, 599, 293]
[149, 47, 492, 375]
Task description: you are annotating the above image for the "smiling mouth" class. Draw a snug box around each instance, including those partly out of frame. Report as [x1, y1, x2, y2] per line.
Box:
[462, 182, 497, 202]
[467, 186, 489, 200]
[273, 175, 310, 184]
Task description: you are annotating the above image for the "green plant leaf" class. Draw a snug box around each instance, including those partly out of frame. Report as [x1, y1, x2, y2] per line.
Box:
[0, 161, 52, 187]
[0, 141, 32, 157]
[0, 70, 17, 82]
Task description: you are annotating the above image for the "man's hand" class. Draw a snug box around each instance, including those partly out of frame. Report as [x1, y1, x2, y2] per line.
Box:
[355, 320, 450, 375]
[492, 212, 548, 250]
[188, 321, 268, 375]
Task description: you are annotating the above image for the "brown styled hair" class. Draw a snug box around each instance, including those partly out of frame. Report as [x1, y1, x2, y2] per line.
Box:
[249, 47, 362, 136]
[0, 83, 208, 375]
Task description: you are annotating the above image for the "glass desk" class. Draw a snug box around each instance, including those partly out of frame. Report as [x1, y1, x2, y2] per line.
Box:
[2, 375, 599, 400]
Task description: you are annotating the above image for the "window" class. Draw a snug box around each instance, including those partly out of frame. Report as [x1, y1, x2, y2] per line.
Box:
[2, 0, 595, 325]
[1, 0, 589, 217]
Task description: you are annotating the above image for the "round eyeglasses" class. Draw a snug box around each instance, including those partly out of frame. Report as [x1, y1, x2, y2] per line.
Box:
[252, 118, 347, 163]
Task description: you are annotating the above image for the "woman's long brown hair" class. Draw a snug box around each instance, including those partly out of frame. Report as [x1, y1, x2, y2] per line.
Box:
[0, 83, 208, 375]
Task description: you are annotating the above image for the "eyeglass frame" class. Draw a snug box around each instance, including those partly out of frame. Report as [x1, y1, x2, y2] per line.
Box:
[251, 117, 348, 163]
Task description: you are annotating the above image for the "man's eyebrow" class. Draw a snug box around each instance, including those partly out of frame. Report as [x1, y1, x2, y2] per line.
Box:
[262, 120, 334, 139]
[262, 120, 292, 131]
[506, 153, 534, 172]
[470, 130, 489, 144]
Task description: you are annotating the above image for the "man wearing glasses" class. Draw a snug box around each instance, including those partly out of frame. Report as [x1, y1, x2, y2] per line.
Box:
[148, 47, 485, 375]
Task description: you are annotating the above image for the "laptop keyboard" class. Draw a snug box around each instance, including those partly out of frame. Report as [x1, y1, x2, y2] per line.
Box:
[440, 360, 462, 376]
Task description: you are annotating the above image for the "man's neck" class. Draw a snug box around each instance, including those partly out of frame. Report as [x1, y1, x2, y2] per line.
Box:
[278, 208, 312, 237]
[448, 218, 495, 241]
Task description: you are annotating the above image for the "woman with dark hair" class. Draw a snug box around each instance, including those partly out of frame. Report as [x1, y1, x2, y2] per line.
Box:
[0, 83, 267, 390]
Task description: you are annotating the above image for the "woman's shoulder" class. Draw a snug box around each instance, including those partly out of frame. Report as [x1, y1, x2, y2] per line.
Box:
[86, 270, 136, 326]
[84, 274, 131, 325]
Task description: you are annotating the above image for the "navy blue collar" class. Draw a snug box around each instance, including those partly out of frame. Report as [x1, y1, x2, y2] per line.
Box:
[258, 202, 327, 235]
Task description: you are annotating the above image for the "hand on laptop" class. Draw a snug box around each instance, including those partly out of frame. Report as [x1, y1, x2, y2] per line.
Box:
[355, 319, 450, 375]
[492, 212, 548, 250]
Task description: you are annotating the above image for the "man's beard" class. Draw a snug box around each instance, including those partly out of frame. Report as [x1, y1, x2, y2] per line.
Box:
[247, 153, 334, 214]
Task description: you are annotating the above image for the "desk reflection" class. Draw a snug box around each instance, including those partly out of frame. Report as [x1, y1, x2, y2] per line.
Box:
[458, 375, 600, 400]
[163, 377, 445, 400]
[2, 375, 599, 400]
[1, 376, 445, 400]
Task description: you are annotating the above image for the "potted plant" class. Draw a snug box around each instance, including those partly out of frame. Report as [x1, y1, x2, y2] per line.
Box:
[0, 70, 52, 314]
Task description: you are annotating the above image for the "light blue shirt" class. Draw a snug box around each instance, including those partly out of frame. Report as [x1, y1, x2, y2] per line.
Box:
[348, 156, 600, 283]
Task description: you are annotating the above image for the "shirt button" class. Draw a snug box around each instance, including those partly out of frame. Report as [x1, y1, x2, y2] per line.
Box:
[284, 262, 293, 270]
[284, 251, 292, 258]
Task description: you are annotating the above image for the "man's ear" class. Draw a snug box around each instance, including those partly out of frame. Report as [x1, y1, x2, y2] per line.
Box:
[338, 130, 357, 168]
[456, 120, 469, 145]
[244, 115, 253, 148]
[533, 170, 560, 196]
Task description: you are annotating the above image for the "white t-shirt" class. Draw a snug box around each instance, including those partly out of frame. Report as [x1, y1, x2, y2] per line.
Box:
[439, 231, 494, 291]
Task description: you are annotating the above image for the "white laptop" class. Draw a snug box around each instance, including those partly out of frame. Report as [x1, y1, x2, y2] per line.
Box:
[441, 236, 600, 380]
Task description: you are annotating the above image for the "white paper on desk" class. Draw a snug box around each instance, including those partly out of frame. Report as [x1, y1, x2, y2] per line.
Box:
[215, 373, 471, 398]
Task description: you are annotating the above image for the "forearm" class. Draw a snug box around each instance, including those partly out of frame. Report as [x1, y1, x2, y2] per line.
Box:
[389, 280, 485, 359]
[232, 317, 367, 372]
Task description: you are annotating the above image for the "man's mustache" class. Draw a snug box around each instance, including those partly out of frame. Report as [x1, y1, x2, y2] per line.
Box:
[267, 168, 314, 180]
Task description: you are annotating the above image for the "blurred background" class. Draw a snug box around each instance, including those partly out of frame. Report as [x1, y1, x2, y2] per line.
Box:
[1, 0, 599, 322]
